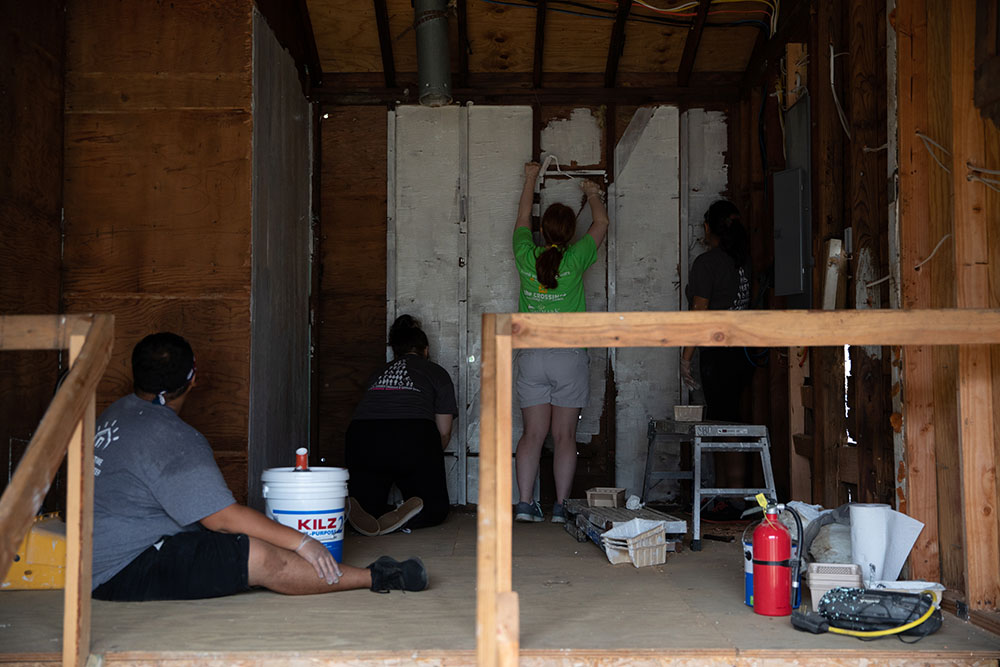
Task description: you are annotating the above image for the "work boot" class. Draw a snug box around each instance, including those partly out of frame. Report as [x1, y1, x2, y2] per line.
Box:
[377, 497, 424, 535]
[367, 556, 428, 593]
[346, 497, 380, 537]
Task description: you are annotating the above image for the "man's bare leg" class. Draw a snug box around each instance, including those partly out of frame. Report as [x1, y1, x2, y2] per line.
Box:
[247, 537, 372, 594]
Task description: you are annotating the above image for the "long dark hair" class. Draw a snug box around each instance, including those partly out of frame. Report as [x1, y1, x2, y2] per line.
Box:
[536, 203, 576, 289]
[388, 314, 429, 358]
[705, 200, 748, 268]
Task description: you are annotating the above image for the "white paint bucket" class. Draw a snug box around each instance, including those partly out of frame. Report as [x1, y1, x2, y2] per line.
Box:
[262, 467, 349, 561]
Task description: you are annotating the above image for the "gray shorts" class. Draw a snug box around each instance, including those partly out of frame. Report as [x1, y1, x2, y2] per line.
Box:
[515, 348, 590, 409]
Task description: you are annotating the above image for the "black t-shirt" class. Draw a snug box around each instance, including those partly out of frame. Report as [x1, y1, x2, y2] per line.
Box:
[352, 355, 458, 422]
[687, 247, 750, 310]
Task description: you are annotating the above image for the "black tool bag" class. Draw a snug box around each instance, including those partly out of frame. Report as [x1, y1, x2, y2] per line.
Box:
[818, 587, 943, 637]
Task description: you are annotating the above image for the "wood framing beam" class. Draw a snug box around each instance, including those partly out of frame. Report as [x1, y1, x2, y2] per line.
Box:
[951, 0, 1000, 611]
[532, 0, 547, 89]
[476, 308, 1000, 663]
[677, 0, 710, 87]
[896, 0, 941, 582]
[373, 0, 396, 89]
[457, 0, 469, 89]
[604, 0, 632, 88]
[507, 310, 1000, 349]
[314, 83, 739, 107]
[476, 314, 515, 667]
[0, 315, 113, 579]
[808, 0, 845, 507]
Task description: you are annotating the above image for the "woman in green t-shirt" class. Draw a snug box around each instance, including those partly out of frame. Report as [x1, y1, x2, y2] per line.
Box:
[510, 161, 609, 524]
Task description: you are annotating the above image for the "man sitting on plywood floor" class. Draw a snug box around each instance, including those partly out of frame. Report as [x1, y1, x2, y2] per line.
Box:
[90, 332, 427, 601]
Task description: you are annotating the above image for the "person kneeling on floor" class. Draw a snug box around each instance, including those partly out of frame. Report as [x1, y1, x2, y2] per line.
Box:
[344, 315, 457, 536]
[91, 332, 426, 601]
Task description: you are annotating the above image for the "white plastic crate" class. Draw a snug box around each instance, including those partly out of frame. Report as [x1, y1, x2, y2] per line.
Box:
[601, 518, 667, 568]
[805, 562, 862, 609]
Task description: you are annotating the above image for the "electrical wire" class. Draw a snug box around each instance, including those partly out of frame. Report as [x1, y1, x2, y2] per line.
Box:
[829, 45, 852, 141]
[914, 131, 951, 173]
[913, 233, 951, 271]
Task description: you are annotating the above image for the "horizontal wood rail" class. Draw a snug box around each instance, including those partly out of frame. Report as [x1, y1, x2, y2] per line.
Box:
[478, 309, 1000, 666]
[0, 314, 114, 667]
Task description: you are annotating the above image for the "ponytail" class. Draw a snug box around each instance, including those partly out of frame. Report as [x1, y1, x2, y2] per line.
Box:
[536, 203, 576, 289]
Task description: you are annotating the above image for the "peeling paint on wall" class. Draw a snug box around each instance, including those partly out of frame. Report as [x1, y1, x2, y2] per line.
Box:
[540, 108, 603, 167]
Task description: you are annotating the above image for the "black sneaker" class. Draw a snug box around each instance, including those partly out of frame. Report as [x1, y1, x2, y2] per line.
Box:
[367, 556, 428, 593]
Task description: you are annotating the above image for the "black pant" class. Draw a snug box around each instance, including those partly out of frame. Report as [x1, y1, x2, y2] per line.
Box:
[699, 347, 753, 422]
[345, 419, 450, 529]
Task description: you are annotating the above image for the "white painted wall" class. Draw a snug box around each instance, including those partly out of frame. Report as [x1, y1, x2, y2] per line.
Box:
[390, 104, 728, 505]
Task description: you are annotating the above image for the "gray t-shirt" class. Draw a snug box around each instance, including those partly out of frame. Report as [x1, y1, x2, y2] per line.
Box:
[351, 355, 458, 422]
[91, 394, 236, 588]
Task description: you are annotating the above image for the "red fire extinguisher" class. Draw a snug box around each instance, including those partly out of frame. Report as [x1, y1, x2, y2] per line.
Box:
[752, 500, 802, 617]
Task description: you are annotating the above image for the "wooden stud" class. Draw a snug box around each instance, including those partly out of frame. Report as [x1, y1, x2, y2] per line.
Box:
[532, 0, 547, 90]
[896, 0, 941, 582]
[496, 591, 519, 667]
[373, 0, 396, 89]
[951, 0, 1000, 610]
[63, 334, 95, 667]
[603, 0, 632, 89]
[457, 0, 469, 89]
[677, 1, 710, 88]
[477, 313, 499, 667]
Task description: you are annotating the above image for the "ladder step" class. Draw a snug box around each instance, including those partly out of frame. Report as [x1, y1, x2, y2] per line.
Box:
[697, 488, 774, 496]
[696, 442, 766, 451]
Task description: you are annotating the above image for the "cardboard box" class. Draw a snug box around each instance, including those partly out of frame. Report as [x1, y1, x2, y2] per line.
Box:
[586, 487, 626, 508]
[673, 405, 705, 421]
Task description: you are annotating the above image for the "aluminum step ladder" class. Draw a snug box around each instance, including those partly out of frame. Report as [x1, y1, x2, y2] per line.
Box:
[691, 424, 776, 551]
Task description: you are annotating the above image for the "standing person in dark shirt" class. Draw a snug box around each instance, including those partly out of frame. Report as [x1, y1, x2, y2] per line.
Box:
[681, 201, 755, 514]
[345, 315, 458, 536]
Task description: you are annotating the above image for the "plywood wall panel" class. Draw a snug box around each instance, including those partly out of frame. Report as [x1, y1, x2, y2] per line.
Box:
[543, 13, 613, 74]
[317, 107, 387, 466]
[67, 0, 252, 74]
[0, 1, 65, 504]
[694, 26, 759, 72]
[62, 111, 252, 296]
[466, 2, 535, 74]
[66, 73, 250, 113]
[307, 0, 380, 73]
[619, 24, 686, 74]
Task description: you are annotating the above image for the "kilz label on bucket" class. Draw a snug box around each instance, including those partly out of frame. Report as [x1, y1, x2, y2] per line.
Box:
[269, 507, 345, 561]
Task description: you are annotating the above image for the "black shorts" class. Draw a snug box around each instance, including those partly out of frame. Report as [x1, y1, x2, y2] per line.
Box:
[92, 530, 251, 601]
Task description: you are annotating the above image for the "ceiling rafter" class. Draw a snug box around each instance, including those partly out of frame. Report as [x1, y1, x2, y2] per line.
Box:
[457, 0, 469, 88]
[742, 0, 808, 88]
[533, 0, 548, 89]
[677, 0, 710, 87]
[373, 0, 396, 89]
[604, 0, 632, 88]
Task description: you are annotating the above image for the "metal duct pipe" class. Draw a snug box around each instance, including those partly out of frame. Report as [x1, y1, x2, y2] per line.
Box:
[414, 0, 452, 107]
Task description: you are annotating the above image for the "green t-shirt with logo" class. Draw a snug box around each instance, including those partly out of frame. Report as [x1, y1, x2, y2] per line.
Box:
[513, 226, 598, 313]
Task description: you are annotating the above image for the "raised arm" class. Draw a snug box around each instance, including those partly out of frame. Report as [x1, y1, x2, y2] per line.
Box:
[581, 180, 610, 248]
[515, 161, 541, 230]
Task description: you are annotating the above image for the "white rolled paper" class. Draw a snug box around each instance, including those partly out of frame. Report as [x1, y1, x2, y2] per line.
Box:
[849, 503, 924, 586]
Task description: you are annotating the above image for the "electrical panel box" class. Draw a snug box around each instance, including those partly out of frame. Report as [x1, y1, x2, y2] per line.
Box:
[774, 168, 806, 296]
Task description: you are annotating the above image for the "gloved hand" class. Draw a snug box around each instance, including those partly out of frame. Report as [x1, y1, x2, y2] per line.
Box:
[295, 534, 342, 585]
[680, 358, 700, 390]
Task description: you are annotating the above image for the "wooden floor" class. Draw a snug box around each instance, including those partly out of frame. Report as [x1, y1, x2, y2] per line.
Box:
[1, 509, 998, 665]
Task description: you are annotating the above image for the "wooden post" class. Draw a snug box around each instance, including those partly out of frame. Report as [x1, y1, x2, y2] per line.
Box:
[63, 334, 94, 667]
[477, 314, 517, 666]
[950, 0, 1000, 610]
[809, 0, 846, 508]
[896, 0, 941, 582]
